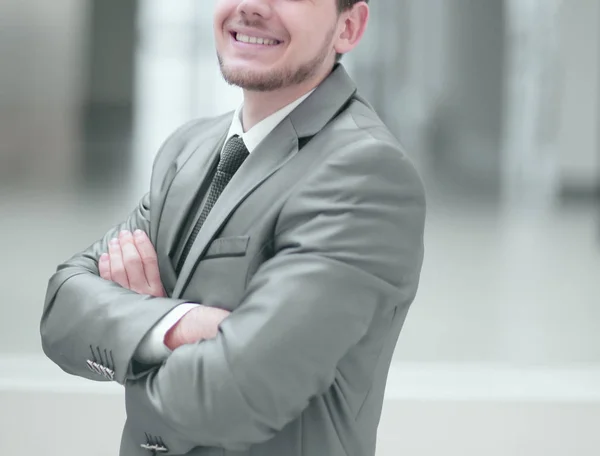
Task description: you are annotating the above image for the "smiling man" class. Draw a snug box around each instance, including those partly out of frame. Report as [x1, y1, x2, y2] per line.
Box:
[40, 1, 426, 455]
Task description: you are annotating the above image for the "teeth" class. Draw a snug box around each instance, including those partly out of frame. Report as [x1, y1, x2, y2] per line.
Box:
[236, 33, 278, 45]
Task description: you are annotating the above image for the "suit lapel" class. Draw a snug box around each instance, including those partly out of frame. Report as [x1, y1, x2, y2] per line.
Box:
[155, 117, 230, 290]
[171, 64, 359, 298]
[172, 118, 299, 298]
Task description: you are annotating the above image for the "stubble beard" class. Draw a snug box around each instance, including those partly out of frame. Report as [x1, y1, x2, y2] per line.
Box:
[217, 26, 336, 92]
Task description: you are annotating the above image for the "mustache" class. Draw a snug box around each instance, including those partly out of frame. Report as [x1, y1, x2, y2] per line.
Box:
[229, 17, 272, 32]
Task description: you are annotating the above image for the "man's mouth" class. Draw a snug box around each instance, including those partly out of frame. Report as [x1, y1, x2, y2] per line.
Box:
[232, 32, 281, 46]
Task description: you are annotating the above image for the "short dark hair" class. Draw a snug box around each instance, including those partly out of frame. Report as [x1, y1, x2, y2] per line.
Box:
[337, 0, 368, 11]
[335, 0, 369, 62]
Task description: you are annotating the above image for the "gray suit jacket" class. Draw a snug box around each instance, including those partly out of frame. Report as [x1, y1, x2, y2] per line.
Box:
[40, 64, 426, 456]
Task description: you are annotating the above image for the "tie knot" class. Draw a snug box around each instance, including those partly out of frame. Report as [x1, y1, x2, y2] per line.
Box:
[219, 135, 249, 175]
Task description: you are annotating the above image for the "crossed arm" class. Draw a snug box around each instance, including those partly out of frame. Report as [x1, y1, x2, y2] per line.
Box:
[98, 229, 227, 351]
[41, 142, 426, 453]
[39, 191, 232, 385]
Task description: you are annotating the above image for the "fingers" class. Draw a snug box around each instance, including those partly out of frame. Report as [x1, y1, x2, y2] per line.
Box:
[99, 229, 165, 297]
[108, 238, 129, 289]
[98, 253, 111, 281]
[119, 230, 147, 293]
[133, 230, 165, 297]
[197, 307, 231, 341]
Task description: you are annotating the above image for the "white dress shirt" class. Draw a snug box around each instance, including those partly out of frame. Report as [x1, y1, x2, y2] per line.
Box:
[135, 90, 314, 364]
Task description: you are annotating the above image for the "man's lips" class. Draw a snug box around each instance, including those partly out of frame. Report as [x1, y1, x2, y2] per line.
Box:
[229, 30, 283, 46]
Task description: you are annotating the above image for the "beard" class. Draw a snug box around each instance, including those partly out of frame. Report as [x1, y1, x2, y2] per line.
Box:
[217, 25, 336, 92]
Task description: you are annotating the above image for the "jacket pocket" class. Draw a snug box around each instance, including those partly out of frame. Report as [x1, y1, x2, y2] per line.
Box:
[203, 235, 250, 260]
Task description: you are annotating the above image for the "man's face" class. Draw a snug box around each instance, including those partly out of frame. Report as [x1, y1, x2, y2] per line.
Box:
[214, 0, 342, 92]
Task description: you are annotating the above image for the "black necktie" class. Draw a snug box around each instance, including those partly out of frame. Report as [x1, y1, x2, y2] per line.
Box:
[176, 135, 249, 273]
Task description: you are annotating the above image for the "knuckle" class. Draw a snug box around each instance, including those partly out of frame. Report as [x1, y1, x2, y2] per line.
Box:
[121, 255, 135, 269]
[142, 255, 158, 266]
[110, 260, 125, 274]
[121, 245, 137, 260]
[123, 253, 141, 269]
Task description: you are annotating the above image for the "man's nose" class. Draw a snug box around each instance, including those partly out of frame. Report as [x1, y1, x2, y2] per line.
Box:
[237, 0, 272, 20]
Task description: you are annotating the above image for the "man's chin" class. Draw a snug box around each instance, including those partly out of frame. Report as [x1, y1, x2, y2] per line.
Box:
[220, 66, 286, 92]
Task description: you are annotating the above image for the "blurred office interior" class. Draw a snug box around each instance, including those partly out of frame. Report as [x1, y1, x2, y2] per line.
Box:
[1, 0, 599, 455]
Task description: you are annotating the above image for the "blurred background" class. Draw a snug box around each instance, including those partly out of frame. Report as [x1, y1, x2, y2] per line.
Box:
[1, 0, 599, 455]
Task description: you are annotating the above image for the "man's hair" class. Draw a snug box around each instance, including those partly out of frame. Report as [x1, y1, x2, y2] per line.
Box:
[335, 0, 369, 62]
[337, 0, 368, 11]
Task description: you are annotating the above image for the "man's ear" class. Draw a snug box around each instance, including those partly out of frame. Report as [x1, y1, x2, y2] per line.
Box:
[333, 2, 370, 56]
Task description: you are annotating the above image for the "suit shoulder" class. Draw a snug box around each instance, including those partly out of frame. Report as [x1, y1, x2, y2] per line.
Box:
[158, 112, 232, 159]
[319, 98, 426, 198]
[178, 112, 233, 141]
[328, 98, 415, 169]
[344, 97, 404, 149]
[151, 112, 232, 171]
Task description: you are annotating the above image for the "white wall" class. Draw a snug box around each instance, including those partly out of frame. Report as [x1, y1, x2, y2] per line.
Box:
[557, 0, 600, 188]
[131, 0, 242, 198]
[0, 0, 90, 188]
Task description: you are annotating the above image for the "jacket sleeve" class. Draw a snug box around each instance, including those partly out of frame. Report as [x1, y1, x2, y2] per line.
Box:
[123, 141, 427, 453]
[39, 121, 201, 385]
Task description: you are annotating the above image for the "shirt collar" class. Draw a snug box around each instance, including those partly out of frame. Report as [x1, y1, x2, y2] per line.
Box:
[224, 89, 314, 154]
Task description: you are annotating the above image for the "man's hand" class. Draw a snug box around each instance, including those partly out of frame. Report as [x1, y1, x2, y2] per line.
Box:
[164, 305, 231, 351]
[98, 230, 166, 297]
[98, 229, 231, 350]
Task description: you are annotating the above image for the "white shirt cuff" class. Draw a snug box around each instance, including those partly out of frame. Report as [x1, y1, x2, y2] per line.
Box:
[134, 303, 201, 364]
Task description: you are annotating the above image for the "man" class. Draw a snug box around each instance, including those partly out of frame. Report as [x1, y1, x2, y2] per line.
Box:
[40, 0, 426, 455]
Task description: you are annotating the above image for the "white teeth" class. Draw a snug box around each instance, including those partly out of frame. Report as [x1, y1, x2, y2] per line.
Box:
[235, 33, 278, 46]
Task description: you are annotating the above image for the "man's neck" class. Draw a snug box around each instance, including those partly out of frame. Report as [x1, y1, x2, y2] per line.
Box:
[240, 74, 326, 132]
